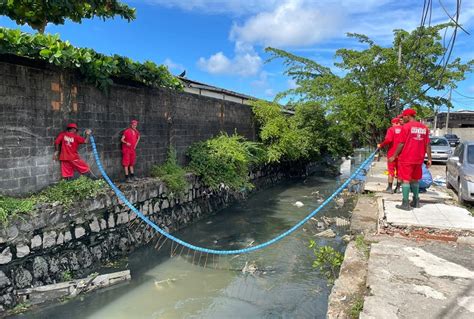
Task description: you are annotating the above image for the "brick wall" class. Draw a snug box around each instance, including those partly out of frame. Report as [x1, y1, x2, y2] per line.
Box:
[0, 55, 256, 196]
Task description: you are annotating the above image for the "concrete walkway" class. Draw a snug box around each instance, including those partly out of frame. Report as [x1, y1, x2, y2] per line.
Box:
[328, 159, 474, 319]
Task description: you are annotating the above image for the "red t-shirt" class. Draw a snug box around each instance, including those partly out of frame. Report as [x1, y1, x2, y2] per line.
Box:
[380, 126, 403, 157]
[398, 121, 430, 164]
[54, 132, 86, 161]
[122, 128, 140, 152]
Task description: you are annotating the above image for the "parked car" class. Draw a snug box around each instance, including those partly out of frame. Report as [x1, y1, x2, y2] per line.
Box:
[426, 136, 453, 163]
[444, 133, 460, 147]
[446, 141, 474, 204]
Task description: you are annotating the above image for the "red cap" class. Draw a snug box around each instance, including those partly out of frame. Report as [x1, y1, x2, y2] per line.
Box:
[402, 108, 416, 117]
[131, 120, 138, 125]
[67, 123, 78, 129]
[391, 118, 400, 124]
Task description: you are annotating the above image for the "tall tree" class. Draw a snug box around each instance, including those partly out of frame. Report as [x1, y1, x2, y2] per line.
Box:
[0, 0, 136, 33]
[266, 24, 473, 146]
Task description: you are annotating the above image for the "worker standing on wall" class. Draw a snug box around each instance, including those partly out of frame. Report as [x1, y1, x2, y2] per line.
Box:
[53, 123, 91, 180]
[121, 120, 140, 182]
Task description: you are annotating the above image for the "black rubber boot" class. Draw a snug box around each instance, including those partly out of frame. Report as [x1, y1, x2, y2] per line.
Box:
[385, 185, 394, 194]
[393, 183, 401, 193]
[410, 197, 420, 208]
[396, 199, 411, 211]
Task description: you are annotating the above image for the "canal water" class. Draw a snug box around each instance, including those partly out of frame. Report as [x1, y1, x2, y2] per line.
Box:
[15, 159, 363, 319]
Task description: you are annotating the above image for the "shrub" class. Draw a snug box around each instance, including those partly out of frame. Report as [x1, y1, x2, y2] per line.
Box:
[0, 27, 183, 91]
[0, 196, 36, 225]
[36, 176, 107, 207]
[187, 133, 265, 191]
[151, 147, 187, 195]
[309, 240, 344, 283]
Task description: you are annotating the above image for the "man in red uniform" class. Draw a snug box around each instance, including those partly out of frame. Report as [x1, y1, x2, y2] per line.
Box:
[121, 120, 140, 182]
[378, 117, 403, 193]
[53, 123, 91, 179]
[389, 109, 432, 210]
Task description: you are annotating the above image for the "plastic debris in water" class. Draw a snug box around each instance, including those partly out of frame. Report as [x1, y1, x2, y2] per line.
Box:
[293, 201, 304, 207]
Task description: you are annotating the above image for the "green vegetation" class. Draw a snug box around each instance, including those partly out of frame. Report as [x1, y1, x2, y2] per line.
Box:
[251, 100, 351, 163]
[151, 147, 188, 196]
[0, 176, 107, 225]
[8, 302, 30, 315]
[61, 270, 73, 282]
[355, 235, 370, 258]
[0, 0, 135, 33]
[0, 28, 183, 91]
[350, 297, 364, 319]
[0, 195, 36, 225]
[188, 133, 266, 191]
[265, 24, 473, 146]
[309, 240, 344, 283]
[36, 176, 107, 207]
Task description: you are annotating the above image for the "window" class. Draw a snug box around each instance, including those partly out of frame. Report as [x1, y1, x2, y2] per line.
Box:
[468, 145, 474, 164]
[430, 138, 449, 146]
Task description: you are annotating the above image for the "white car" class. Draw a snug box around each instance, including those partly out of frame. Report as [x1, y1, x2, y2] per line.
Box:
[446, 141, 474, 204]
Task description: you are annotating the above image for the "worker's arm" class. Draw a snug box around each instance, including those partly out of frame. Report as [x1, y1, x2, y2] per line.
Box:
[388, 143, 404, 162]
[426, 143, 432, 168]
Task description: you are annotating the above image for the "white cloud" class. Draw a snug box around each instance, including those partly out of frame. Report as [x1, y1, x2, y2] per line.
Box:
[197, 45, 262, 76]
[264, 88, 275, 96]
[163, 58, 184, 72]
[287, 79, 298, 89]
[230, 0, 344, 47]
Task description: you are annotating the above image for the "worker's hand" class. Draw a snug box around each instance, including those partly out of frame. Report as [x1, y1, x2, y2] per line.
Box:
[53, 151, 59, 161]
[377, 143, 381, 149]
[426, 159, 432, 168]
[388, 156, 395, 163]
[85, 129, 92, 135]
[126, 142, 131, 147]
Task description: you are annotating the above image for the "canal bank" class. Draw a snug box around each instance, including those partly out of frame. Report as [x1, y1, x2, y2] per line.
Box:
[0, 158, 341, 314]
[328, 159, 474, 319]
[6, 161, 357, 318]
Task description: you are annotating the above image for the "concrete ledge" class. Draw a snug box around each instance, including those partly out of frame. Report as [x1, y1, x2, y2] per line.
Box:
[327, 241, 368, 319]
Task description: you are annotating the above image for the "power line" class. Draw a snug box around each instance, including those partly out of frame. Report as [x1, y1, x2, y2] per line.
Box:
[453, 89, 474, 99]
[400, 0, 463, 108]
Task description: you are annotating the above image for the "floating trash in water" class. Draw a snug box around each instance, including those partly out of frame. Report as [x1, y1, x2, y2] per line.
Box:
[335, 217, 350, 227]
[293, 201, 304, 207]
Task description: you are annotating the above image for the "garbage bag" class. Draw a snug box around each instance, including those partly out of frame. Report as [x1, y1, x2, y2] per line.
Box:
[419, 163, 433, 190]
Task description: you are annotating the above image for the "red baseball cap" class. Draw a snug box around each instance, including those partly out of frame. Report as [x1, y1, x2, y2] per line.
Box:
[67, 123, 78, 129]
[391, 118, 400, 124]
[131, 120, 138, 125]
[402, 108, 416, 117]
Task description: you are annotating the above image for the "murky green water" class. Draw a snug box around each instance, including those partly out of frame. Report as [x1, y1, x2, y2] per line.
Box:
[15, 161, 359, 319]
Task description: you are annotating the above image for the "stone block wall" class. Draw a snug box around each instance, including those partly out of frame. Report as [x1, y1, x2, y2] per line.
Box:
[0, 55, 255, 196]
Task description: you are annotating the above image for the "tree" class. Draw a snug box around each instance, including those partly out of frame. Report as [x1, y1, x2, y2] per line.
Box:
[266, 24, 473, 146]
[0, 0, 136, 33]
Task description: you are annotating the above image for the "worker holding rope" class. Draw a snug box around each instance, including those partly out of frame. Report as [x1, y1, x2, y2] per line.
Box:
[53, 123, 92, 180]
[377, 117, 403, 194]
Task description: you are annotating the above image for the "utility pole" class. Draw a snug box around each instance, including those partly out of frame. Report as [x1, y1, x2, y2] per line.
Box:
[446, 87, 452, 134]
[396, 43, 402, 114]
[433, 107, 438, 134]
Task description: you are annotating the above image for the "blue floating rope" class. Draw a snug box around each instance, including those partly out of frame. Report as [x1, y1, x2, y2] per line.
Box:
[90, 135, 377, 255]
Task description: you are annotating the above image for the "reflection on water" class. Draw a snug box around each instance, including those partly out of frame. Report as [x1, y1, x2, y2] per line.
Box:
[17, 169, 357, 319]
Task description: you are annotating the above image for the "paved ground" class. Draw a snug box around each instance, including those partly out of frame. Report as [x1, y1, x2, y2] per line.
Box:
[366, 160, 473, 231]
[361, 239, 474, 319]
[328, 158, 474, 319]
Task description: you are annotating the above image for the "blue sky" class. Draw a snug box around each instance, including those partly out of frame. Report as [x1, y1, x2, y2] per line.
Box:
[1, 0, 473, 110]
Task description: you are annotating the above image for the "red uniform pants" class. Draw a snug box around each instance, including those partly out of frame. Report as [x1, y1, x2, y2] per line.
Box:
[122, 149, 137, 167]
[60, 159, 90, 178]
[387, 158, 398, 177]
[397, 162, 422, 181]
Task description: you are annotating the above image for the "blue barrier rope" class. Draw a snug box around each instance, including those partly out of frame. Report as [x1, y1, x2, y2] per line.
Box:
[90, 135, 377, 255]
